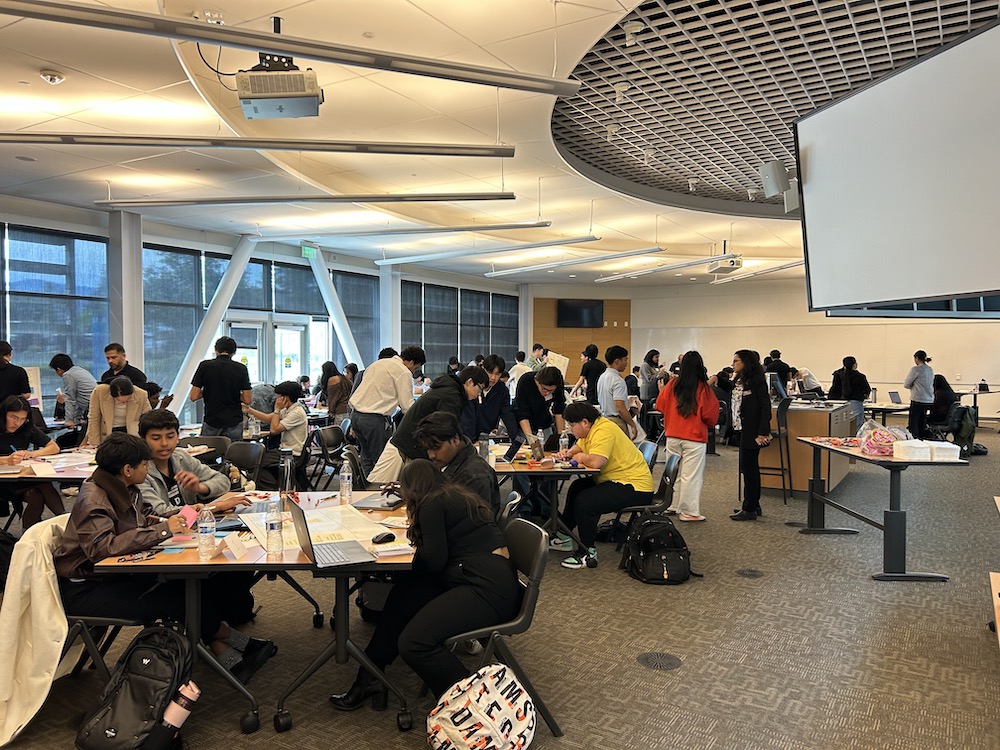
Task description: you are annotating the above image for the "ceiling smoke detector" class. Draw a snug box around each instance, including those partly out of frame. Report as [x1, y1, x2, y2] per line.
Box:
[39, 69, 65, 85]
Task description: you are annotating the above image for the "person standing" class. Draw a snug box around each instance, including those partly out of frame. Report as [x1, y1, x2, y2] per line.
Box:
[48, 353, 96, 428]
[730, 350, 772, 522]
[100, 343, 146, 388]
[656, 351, 719, 522]
[904, 350, 934, 439]
[624, 366, 641, 397]
[764, 349, 791, 390]
[189, 336, 252, 442]
[317, 361, 351, 425]
[84, 377, 150, 447]
[507, 351, 532, 395]
[639, 349, 661, 404]
[526, 344, 547, 371]
[0, 341, 30, 404]
[465, 354, 518, 440]
[597, 345, 637, 438]
[569, 344, 606, 405]
[242, 380, 310, 489]
[348, 346, 426, 477]
[829, 356, 870, 428]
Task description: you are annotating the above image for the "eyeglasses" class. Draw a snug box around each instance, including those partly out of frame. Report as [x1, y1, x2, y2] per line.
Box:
[538, 384, 557, 395]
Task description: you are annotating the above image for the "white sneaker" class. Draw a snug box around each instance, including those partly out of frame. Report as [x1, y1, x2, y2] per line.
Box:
[561, 548, 598, 570]
[549, 534, 573, 550]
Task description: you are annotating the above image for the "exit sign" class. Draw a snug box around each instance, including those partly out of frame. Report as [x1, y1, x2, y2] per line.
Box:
[301, 245, 317, 259]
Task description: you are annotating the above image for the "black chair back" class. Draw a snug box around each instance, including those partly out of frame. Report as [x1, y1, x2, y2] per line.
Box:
[637, 440, 658, 471]
[498, 491, 522, 530]
[178, 436, 231, 463]
[776, 397, 793, 430]
[340, 445, 369, 490]
[225, 442, 265, 485]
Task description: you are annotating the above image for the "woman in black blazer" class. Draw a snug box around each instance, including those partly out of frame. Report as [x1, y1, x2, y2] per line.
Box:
[730, 350, 772, 521]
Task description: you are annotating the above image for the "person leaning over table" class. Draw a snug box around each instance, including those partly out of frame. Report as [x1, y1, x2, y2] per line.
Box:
[52, 433, 276, 684]
[549, 401, 654, 570]
[83, 376, 150, 447]
[414, 410, 501, 515]
[0, 395, 62, 528]
[730, 349, 772, 522]
[242, 380, 309, 490]
[329, 459, 520, 708]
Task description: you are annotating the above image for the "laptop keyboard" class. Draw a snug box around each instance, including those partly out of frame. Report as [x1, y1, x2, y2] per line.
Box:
[313, 543, 351, 566]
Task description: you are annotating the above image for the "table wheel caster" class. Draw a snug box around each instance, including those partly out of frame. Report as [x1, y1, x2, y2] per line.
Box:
[273, 710, 293, 732]
[397, 709, 412, 731]
[312, 612, 324, 628]
[240, 710, 260, 734]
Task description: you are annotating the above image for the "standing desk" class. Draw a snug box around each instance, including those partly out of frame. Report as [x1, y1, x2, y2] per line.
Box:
[797, 437, 966, 581]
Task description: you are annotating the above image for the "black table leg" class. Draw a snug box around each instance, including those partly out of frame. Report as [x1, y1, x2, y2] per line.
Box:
[799, 444, 856, 535]
[872, 468, 948, 581]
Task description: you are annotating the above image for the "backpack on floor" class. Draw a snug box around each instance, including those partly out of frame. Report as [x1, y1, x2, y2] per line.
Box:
[619, 511, 700, 585]
[972, 442, 988, 456]
[76, 623, 193, 750]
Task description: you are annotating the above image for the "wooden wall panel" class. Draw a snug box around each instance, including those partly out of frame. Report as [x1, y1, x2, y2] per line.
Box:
[532, 298, 633, 373]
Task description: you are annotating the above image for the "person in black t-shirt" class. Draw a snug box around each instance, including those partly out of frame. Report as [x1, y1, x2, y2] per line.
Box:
[569, 344, 607, 405]
[189, 336, 253, 441]
[100, 342, 147, 387]
[0, 395, 62, 527]
[0, 341, 31, 405]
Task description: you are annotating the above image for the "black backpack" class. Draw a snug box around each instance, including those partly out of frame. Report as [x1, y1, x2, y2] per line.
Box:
[76, 623, 193, 750]
[619, 511, 700, 585]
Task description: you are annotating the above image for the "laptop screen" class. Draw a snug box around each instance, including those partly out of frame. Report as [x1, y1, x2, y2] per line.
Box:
[499, 435, 526, 463]
[284, 498, 314, 562]
[888, 391, 902, 404]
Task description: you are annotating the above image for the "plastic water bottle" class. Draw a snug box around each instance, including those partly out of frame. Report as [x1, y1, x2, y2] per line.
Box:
[478, 433, 490, 460]
[536, 428, 545, 446]
[278, 447, 294, 511]
[265, 496, 283, 560]
[339, 461, 353, 503]
[197, 508, 216, 561]
[559, 431, 569, 454]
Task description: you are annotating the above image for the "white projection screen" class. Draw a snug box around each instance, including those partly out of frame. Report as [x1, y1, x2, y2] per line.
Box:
[795, 19, 1000, 311]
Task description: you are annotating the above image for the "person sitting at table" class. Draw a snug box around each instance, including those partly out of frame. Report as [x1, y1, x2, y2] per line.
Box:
[242, 380, 309, 490]
[929, 374, 960, 425]
[142, 381, 174, 411]
[137, 410, 248, 517]
[0, 395, 62, 528]
[788, 367, 825, 398]
[83, 376, 150, 447]
[550, 402, 654, 569]
[52, 433, 276, 683]
[414, 410, 500, 514]
[329, 459, 521, 708]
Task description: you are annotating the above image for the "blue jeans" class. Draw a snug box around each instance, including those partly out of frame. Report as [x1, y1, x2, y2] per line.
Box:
[201, 422, 242, 441]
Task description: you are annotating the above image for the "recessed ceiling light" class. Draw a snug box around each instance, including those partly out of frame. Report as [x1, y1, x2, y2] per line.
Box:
[39, 69, 65, 85]
[689, 277, 697, 281]
[547, 270, 554, 273]
[568, 274, 576, 278]
[14, 155, 36, 162]
[674, 273, 682, 277]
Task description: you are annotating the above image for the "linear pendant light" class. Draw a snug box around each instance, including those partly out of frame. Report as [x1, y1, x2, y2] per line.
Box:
[0, 133, 514, 158]
[709, 260, 804, 284]
[485, 247, 665, 278]
[374, 236, 601, 266]
[95, 192, 515, 209]
[255, 221, 551, 242]
[0, 0, 580, 97]
[595, 253, 739, 283]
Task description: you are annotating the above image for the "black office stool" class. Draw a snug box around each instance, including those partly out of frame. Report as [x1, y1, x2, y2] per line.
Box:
[759, 397, 793, 504]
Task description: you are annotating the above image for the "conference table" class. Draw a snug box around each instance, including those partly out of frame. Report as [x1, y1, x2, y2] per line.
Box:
[864, 401, 910, 425]
[94, 490, 410, 734]
[959, 389, 999, 426]
[797, 437, 966, 581]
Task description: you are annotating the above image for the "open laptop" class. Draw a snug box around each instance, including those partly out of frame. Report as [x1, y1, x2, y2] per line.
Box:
[286, 498, 374, 568]
[496, 434, 527, 463]
[888, 391, 902, 404]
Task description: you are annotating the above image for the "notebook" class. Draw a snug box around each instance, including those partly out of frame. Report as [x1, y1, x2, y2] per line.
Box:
[352, 493, 405, 511]
[888, 391, 902, 404]
[286, 497, 375, 568]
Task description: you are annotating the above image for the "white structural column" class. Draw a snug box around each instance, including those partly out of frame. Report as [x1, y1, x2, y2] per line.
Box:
[380, 265, 401, 350]
[307, 250, 363, 366]
[518, 283, 533, 353]
[107, 211, 145, 369]
[167, 235, 254, 409]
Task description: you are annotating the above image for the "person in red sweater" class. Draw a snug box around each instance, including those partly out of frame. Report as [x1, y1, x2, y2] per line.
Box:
[655, 350, 720, 521]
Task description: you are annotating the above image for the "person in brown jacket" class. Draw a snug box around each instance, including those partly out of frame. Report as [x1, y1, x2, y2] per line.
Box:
[53, 433, 276, 683]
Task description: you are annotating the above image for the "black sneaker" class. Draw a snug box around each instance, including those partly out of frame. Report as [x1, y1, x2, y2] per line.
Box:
[231, 639, 277, 684]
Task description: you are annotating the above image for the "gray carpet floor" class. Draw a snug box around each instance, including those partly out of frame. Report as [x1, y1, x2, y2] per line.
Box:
[5, 423, 1000, 749]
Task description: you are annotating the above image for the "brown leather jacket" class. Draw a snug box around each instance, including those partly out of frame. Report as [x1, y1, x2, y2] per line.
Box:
[53, 467, 174, 579]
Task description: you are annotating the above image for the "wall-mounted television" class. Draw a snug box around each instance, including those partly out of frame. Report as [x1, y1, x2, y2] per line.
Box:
[557, 299, 603, 328]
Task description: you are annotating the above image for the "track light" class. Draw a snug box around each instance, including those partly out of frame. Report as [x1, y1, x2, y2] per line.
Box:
[688, 178, 699, 192]
[709, 260, 804, 285]
[254, 221, 551, 242]
[95, 192, 515, 209]
[374, 235, 601, 266]
[485, 247, 665, 278]
[643, 148, 656, 166]
[595, 253, 739, 283]
[606, 123, 621, 142]
[622, 21, 643, 47]
[614, 82, 631, 104]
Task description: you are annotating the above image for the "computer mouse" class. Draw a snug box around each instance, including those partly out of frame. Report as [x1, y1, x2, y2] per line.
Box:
[371, 531, 396, 544]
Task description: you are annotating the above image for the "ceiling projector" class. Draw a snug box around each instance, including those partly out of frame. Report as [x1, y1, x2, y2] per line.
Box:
[707, 257, 743, 274]
[236, 69, 324, 120]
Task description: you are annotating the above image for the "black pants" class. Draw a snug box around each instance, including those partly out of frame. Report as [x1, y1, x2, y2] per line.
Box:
[59, 572, 254, 643]
[739, 445, 762, 514]
[352, 411, 393, 478]
[908, 401, 931, 439]
[257, 449, 307, 490]
[561, 477, 653, 549]
[364, 557, 521, 698]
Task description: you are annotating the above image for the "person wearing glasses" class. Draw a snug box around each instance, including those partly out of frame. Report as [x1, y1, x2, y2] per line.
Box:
[730, 350, 772, 521]
[0, 395, 62, 528]
[367, 366, 490, 484]
[513, 366, 567, 442]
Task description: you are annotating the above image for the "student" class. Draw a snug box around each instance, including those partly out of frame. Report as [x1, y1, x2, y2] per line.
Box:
[929, 374, 960, 425]
[551, 402, 654, 569]
[367, 366, 488, 484]
[0, 395, 61, 528]
[445, 356, 462, 381]
[655, 351, 719, 522]
[100, 343, 147, 388]
[0, 341, 31, 404]
[143, 382, 174, 411]
[526, 344, 547, 371]
[730, 350, 772, 521]
[508, 351, 532, 394]
[317, 361, 351, 425]
[639, 349, 661, 404]
[829, 356, 871, 427]
[764, 349, 790, 389]
[597, 345, 638, 438]
[513, 366, 567, 441]
[190, 336, 253, 442]
[242, 381, 309, 490]
[137, 409, 247, 517]
[329, 459, 519, 706]
[84, 376, 150, 447]
[414, 410, 500, 514]
[789, 367, 824, 397]
[625, 366, 641, 397]
[668, 354, 683, 376]
[904, 350, 934, 439]
[569, 344, 606, 405]
[48, 353, 97, 427]
[52, 433, 275, 683]
[464, 354, 518, 441]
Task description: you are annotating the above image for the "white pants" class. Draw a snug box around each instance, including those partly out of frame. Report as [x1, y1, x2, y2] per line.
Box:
[367, 442, 406, 484]
[665, 437, 708, 517]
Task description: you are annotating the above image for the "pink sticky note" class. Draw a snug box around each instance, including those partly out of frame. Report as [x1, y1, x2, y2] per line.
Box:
[179, 505, 198, 528]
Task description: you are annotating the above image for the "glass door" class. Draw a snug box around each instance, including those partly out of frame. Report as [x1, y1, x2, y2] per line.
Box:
[228, 323, 264, 382]
[274, 325, 306, 385]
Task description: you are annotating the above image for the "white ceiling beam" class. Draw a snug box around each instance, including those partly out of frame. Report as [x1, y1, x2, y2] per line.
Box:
[95, 192, 515, 208]
[375, 236, 601, 266]
[485, 247, 665, 277]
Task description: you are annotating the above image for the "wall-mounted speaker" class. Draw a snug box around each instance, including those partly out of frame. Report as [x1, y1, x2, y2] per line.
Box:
[759, 160, 791, 198]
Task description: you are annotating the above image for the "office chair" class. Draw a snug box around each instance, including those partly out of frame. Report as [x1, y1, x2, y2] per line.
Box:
[308, 425, 345, 490]
[225, 442, 264, 487]
[497, 491, 522, 530]
[178, 435, 231, 464]
[637, 440, 658, 472]
[611, 452, 681, 551]
[340, 445, 371, 490]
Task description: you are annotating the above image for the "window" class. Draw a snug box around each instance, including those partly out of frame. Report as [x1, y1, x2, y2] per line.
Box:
[331, 270, 379, 367]
[275, 264, 326, 315]
[490, 293, 519, 366]
[460, 290, 490, 364]
[4, 226, 110, 400]
[205, 256, 271, 310]
[423, 285, 458, 377]
[401, 281, 423, 349]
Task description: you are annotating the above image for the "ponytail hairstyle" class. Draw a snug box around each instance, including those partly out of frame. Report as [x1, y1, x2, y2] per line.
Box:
[914, 350, 931, 363]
